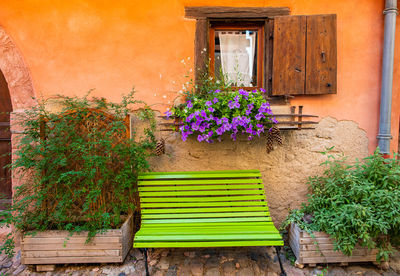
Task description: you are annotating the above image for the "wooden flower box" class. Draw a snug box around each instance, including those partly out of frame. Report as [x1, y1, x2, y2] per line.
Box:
[289, 223, 379, 267]
[21, 214, 133, 268]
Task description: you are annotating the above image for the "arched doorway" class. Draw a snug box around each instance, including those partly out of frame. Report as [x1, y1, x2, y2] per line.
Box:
[0, 70, 12, 209]
[0, 26, 36, 202]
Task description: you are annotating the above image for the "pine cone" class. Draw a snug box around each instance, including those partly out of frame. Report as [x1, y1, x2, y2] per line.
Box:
[266, 126, 282, 153]
[155, 138, 165, 156]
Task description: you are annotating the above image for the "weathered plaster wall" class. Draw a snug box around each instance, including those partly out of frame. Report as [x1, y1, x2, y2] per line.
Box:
[149, 116, 369, 225]
[0, 0, 399, 154]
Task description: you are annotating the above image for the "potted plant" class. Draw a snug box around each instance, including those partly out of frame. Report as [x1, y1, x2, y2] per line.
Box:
[282, 149, 400, 267]
[0, 92, 156, 269]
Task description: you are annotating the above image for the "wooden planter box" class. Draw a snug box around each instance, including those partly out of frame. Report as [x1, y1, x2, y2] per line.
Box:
[289, 223, 379, 267]
[21, 214, 133, 266]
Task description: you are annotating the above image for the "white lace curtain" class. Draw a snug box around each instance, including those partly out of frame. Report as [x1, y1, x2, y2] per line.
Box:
[219, 31, 256, 87]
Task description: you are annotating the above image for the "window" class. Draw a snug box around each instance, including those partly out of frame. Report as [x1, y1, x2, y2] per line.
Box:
[209, 22, 264, 88]
[185, 6, 337, 96]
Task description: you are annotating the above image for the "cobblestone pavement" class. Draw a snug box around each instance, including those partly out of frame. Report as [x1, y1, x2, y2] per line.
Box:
[1, 247, 400, 276]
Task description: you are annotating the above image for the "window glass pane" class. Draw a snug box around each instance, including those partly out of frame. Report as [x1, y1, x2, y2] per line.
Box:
[214, 29, 258, 87]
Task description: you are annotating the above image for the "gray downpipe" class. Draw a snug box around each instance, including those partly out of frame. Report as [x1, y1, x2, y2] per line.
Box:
[377, 0, 398, 154]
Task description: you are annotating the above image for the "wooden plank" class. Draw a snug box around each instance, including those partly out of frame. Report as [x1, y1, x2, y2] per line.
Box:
[272, 16, 306, 95]
[134, 240, 283, 248]
[139, 190, 265, 197]
[24, 250, 121, 258]
[22, 243, 122, 251]
[300, 249, 378, 258]
[305, 14, 337, 94]
[138, 172, 261, 179]
[265, 19, 274, 94]
[300, 237, 334, 245]
[141, 201, 268, 208]
[23, 229, 122, 238]
[142, 217, 271, 224]
[138, 179, 263, 186]
[301, 255, 376, 264]
[138, 184, 264, 191]
[121, 213, 133, 262]
[22, 236, 121, 245]
[24, 256, 123, 265]
[141, 206, 269, 214]
[185, 6, 290, 19]
[194, 19, 209, 85]
[36, 265, 55, 272]
[140, 195, 266, 202]
[142, 211, 269, 219]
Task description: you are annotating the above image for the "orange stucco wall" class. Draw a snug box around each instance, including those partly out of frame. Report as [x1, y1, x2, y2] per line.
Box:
[0, 0, 399, 153]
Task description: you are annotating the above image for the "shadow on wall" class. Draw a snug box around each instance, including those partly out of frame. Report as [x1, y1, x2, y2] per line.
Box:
[148, 116, 369, 225]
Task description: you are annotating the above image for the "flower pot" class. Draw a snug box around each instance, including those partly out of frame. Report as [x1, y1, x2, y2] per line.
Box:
[289, 223, 379, 267]
[21, 214, 133, 268]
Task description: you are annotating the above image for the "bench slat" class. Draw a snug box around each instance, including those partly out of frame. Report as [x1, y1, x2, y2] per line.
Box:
[138, 184, 264, 191]
[138, 173, 261, 180]
[139, 190, 265, 197]
[137, 226, 279, 234]
[138, 179, 262, 186]
[141, 201, 268, 208]
[141, 222, 275, 228]
[142, 217, 271, 224]
[140, 170, 260, 175]
[134, 240, 284, 248]
[134, 233, 282, 242]
[141, 207, 269, 213]
[140, 195, 266, 202]
[142, 211, 269, 219]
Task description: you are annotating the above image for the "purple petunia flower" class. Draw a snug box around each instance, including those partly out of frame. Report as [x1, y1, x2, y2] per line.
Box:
[213, 97, 219, 104]
[228, 101, 235, 109]
[214, 89, 221, 93]
[205, 101, 212, 107]
[208, 107, 215, 113]
[234, 95, 240, 102]
[187, 100, 193, 109]
[165, 110, 172, 119]
[260, 88, 266, 93]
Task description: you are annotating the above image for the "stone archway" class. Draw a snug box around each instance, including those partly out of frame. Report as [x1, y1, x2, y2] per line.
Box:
[0, 27, 36, 111]
[0, 26, 36, 193]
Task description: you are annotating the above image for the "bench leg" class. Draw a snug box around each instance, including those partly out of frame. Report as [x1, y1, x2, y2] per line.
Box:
[140, 248, 150, 276]
[275, 246, 287, 276]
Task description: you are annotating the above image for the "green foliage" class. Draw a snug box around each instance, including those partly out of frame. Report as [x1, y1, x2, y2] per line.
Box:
[0, 91, 156, 257]
[177, 57, 233, 101]
[282, 149, 400, 261]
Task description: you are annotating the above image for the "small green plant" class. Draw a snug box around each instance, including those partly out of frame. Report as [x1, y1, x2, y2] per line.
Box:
[282, 148, 400, 261]
[0, 90, 156, 257]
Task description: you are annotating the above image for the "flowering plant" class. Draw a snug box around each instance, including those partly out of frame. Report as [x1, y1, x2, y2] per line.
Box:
[168, 88, 278, 143]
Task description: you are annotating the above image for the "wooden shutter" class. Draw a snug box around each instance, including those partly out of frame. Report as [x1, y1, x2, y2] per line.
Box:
[271, 14, 337, 95]
[272, 16, 306, 95]
[306, 15, 337, 94]
[194, 19, 209, 84]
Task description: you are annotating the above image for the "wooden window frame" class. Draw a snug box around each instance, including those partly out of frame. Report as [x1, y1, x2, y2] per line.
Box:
[209, 22, 264, 90]
[185, 6, 290, 95]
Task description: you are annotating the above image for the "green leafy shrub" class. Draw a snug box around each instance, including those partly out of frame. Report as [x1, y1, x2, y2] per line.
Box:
[0, 92, 156, 257]
[282, 149, 400, 261]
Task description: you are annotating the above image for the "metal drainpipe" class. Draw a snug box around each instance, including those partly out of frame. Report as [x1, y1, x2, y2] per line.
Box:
[377, 0, 398, 154]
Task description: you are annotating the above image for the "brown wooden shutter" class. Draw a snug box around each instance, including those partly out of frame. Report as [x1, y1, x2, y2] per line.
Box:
[271, 14, 337, 95]
[194, 19, 209, 84]
[306, 14, 337, 94]
[272, 16, 306, 95]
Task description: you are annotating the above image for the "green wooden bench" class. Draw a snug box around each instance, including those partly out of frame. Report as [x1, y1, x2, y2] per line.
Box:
[134, 170, 285, 275]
